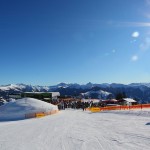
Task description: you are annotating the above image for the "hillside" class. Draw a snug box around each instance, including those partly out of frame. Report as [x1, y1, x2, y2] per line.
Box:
[1, 83, 150, 103]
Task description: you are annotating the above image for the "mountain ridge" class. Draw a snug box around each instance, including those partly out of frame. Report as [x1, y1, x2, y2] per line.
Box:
[1, 82, 150, 103]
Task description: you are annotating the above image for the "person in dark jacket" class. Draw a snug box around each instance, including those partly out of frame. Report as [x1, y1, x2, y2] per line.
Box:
[82, 102, 85, 111]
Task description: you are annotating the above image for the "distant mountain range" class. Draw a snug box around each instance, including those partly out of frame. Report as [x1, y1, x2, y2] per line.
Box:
[1, 82, 150, 103]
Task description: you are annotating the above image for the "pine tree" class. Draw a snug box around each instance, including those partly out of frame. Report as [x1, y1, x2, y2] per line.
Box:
[116, 92, 126, 100]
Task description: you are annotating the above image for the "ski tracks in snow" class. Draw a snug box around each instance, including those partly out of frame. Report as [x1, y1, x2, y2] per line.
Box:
[0, 109, 150, 150]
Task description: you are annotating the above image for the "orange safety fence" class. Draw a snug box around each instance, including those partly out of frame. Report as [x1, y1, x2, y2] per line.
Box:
[36, 112, 46, 118]
[89, 104, 150, 112]
[141, 104, 150, 108]
[25, 109, 59, 119]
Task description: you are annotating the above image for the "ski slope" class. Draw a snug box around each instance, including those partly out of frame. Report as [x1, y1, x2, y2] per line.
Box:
[0, 109, 150, 150]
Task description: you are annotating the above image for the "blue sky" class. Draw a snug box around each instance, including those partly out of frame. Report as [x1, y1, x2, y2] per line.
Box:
[1, 0, 150, 85]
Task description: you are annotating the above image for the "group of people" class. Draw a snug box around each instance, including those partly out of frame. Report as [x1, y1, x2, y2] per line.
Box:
[50, 98, 105, 111]
[56, 100, 98, 111]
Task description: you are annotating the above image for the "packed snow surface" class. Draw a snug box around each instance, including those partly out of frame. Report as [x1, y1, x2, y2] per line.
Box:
[0, 98, 58, 121]
[0, 109, 150, 150]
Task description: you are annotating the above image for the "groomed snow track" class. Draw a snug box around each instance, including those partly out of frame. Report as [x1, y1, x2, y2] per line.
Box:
[0, 109, 150, 150]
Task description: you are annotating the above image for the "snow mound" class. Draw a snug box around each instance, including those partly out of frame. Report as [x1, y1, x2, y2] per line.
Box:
[0, 98, 58, 121]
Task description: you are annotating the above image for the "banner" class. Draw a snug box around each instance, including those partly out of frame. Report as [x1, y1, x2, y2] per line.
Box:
[90, 107, 101, 112]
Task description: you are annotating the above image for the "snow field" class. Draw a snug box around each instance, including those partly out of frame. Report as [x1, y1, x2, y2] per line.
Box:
[0, 109, 150, 150]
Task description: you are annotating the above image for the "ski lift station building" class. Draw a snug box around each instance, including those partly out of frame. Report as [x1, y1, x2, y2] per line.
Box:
[21, 92, 60, 102]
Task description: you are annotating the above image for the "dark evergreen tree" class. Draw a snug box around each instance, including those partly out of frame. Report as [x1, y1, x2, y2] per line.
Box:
[116, 92, 127, 100]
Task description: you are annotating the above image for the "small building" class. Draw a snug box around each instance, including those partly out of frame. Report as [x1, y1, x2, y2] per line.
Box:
[81, 99, 100, 103]
[51, 92, 60, 100]
[58, 96, 77, 102]
[9, 93, 22, 99]
[21, 92, 60, 103]
[102, 99, 118, 106]
[118, 98, 137, 106]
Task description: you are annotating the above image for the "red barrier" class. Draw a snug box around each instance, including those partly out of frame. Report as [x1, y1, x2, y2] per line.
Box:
[90, 104, 150, 112]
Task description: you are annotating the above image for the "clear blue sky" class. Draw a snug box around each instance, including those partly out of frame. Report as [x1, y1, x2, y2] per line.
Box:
[1, 0, 150, 85]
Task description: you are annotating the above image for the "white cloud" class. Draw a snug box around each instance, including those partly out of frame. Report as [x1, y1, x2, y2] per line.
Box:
[131, 55, 138, 61]
[132, 31, 139, 38]
[140, 37, 150, 51]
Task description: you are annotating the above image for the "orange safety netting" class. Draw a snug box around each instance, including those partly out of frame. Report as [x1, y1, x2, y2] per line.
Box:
[100, 104, 150, 111]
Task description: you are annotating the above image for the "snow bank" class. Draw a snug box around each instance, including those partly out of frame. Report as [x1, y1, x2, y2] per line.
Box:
[0, 98, 58, 121]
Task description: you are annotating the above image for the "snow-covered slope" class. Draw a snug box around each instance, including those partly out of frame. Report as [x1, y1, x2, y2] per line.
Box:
[0, 84, 26, 91]
[0, 109, 150, 150]
[0, 84, 50, 92]
[81, 90, 112, 99]
[0, 98, 58, 121]
[1, 82, 150, 92]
